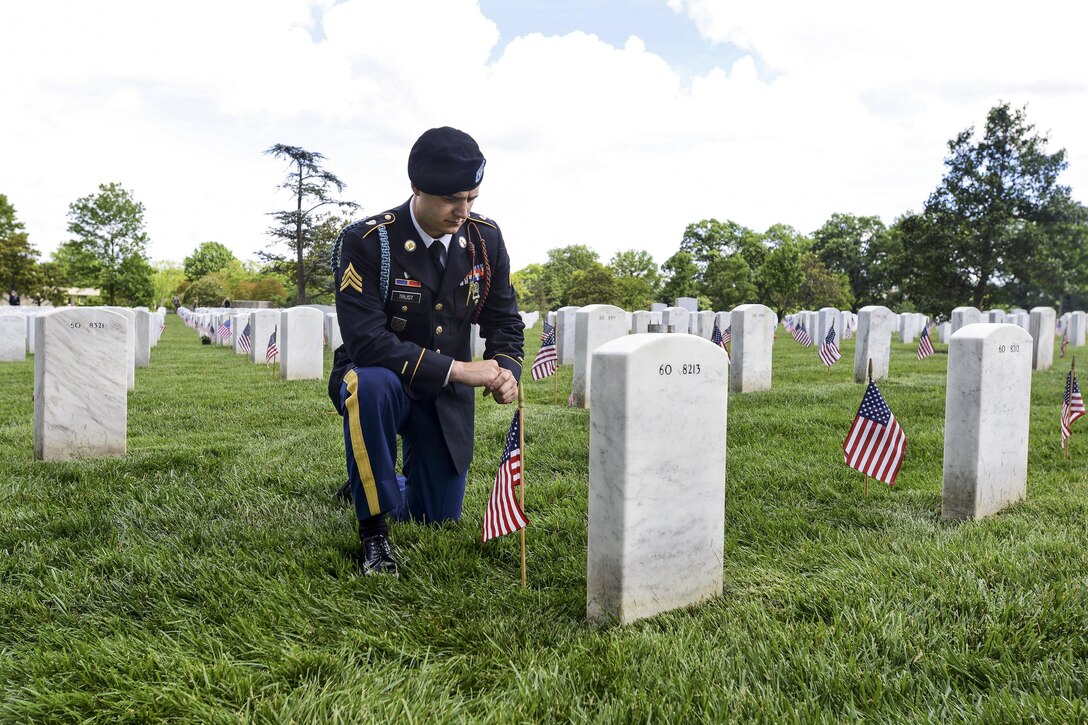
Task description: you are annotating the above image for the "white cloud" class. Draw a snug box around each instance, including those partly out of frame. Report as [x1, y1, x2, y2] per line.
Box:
[2, 0, 1087, 282]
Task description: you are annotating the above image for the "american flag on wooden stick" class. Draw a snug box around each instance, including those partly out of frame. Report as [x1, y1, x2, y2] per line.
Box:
[843, 380, 907, 486]
[917, 322, 935, 360]
[482, 410, 529, 542]
[265, 330, 279, 363]
[711, 323, 731, 362]
[794, 321, 812, 347]
[819, 325, 841, 366]
[1061, 366, 1085, 448]
[842, 320, 853, 340]
[239, 322, 252, 353]
[1060, 331, 1069, 358]
[531, 322, 557, 380]
[217, 319, 230, 343]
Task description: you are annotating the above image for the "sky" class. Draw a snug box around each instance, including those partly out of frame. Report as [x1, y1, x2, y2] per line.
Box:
[3, 0, 1087, 274]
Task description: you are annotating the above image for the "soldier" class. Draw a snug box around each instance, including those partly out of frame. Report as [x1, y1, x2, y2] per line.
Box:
[329, 127, 524, 575]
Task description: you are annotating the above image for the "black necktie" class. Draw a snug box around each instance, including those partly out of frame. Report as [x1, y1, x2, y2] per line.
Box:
[429, 241, 445, 279]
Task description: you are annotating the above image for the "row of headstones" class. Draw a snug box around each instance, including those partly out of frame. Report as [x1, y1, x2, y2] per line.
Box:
[586, 322, 1037, 624]
[0, 306, 166, 369]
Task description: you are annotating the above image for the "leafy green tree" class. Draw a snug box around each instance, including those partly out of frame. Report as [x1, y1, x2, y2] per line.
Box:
[182, 274, 229, 307]
[795, 252, 854, 310]
[27, 261, 69, 306]
[679, 219, 763, 272]
[65, 182, 151, 305]
[536, 245, 599, 308]
[184, 242, 237, 281]
[756, 242, 804, 317]
[897, 102, 1079, 311]
[263, 145, 359, 304]
[152, 261, 186, 307]
[660, 250, 701, 302]
[702, 254, 758, 311]
[609, 249, 660, 310]
[115, 253, 155, 306]
[511, 263, 548, 312]
[51, 240, 103, 287]
[566, 262, 621, 307]
[0, 195, 39, 298]
[811, 213, 887, 307]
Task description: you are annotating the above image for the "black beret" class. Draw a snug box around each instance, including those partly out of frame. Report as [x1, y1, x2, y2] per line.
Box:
[408, 127, 486, 195]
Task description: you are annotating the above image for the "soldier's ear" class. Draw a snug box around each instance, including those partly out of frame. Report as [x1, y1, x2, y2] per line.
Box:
[410, 184, 422, 197]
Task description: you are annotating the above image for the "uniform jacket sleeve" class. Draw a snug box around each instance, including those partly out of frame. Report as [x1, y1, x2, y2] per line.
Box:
[473, 219, 525, 382]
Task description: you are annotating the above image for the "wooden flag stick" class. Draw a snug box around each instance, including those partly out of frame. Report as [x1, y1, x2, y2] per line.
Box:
[868, 357, 873, 383]
[865, 474, 869, 499]
[553, 367, 558, 404]
[518, 384, 527, 589]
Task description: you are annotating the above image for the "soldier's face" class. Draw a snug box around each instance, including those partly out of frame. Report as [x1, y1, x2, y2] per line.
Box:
[412, 185, 480, 237]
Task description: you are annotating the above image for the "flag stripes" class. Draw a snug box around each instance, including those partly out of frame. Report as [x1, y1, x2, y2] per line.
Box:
[482, 410, 529, 542]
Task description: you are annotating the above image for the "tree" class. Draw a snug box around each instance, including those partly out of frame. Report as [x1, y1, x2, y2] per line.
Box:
[182, 274, 229, 307]
[184, 242, 237, 281]
[702, 254, 758, 311]
[679, 219, 763, 272]
[660, 250, 701, 302]
[0, 194, 39, 297]
[510, 263, 548, 312]
[115, 253, 155, 306]
[66, 182, 151, 305]
[897, 102, 1079, 311]
[756, 242, 804, 317]
[609, 249, 661, 310]
[264, 145, 359, 304]
[566, 262, 621, 307]
[795, 252, 854, 310]
[27, 261, 69, 306]
[811, 213, 887, 307]
[152, 260, 186, 307]
[51, 240, 103, 287]
[535, 245, 600, 308]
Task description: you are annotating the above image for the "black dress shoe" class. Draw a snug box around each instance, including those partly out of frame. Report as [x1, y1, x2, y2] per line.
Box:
[360, 533, 398, 576]
[335, 480, 353, 504]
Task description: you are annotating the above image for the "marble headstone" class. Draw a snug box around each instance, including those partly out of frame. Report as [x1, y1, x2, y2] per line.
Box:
[730, 303, 773, 393]
[661, 307, 690, 335]
[816, 307, 840, 347]
[1028, 306, 1056, 371]
[102, 306, 136, 390]
[854, 305, 896, 383]
[587, 333, 727, 624]
[0, 315, 27, 361]
[571, 304, 628, 408]
[675, 297, 698, 314]
[1069, 310, 1087, 347]
[951, 306, 982, 334]
[650, 302, 667, 313]
[249, 309, 279, 363]
[34, 308, 127, 460]
[232, 313, 250, 354]
[695, 310, 716, 339]
[279, 307, 324, 380]
[133, 309, 152, 367]
[326, 312, 343, 351]
[470, 324, 486, 359]
[942, 323, 1032, 520]
[631, 311, 651, 334]
[555, 306, 580, 365]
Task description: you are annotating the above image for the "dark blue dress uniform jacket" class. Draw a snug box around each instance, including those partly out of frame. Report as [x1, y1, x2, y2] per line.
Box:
[330, 198, 525, 473]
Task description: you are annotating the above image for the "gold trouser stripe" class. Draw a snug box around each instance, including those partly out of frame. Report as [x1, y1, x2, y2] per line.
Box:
[344, 369, 381, 516]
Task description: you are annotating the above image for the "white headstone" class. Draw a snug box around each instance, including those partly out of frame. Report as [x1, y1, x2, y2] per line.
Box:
[854, 306, 896, 383]
[571, 304, 628, 408]
[0, 315, 27, 361]
[950, 306, 982, 334]
[25, 312, 38, 355]
[938, 322, 951, 344]
[715, 311, 731, 333]
[34, 308, 127, 460]
[650, 302, 667, 313]
[250, 309, 279, 363]
[279, 307, 324, 380]
[326, 312, 343, 351]
[232, 313, 250, 354]
[942, 323, 1032, 520]
[520, 311, 540, 331]
[986, 309, 1007, 324]
[631, 311, 651, 334]
[694, 310, 717, 339]
[1028, 306, 1056, 371]
[816, 307, 839, 347]
[661, 307, 690, 335]
[470, 324, 486, 359]
[587, 333, 727, 624]
[1069, 310, 1087, 347]
[555, 306, 580, 365]
[675, 297, 698, 314]
[133, 309, 152, 367]
[730, 304, 773, 393]
[102, 307, 136, 390]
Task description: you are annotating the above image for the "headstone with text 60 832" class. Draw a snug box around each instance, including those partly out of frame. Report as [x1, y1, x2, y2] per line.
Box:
[34, 309, 127, 460]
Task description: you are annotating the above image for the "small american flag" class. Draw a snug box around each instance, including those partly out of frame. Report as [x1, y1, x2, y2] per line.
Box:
[531, 323, 557, 381]
[844, 380, 907, 486]
[1060, 331, 1069, 358]
[1061, 366, 1085, 447]
[482, 410, 529, 542]
[819, 325, 841, 366]
[794, 321, 812, 347]
[159, 318, 166, 336]
[843, 321, 853, 340]
[917, 322, 935, 360]
[239, 322, 252, 353]
[711, 323, 731, 362]
[217, 319, 230, 342]
[265, 330, 279, 363]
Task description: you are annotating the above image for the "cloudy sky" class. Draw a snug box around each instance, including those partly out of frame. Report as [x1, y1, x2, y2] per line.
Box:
[3, 0, 1086, 273]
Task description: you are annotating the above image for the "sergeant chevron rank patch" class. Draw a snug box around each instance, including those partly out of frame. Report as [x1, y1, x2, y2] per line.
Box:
[340, 263, 363, 293]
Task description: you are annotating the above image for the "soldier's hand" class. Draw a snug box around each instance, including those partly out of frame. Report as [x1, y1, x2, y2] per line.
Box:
[450, 360, 517, 404]
[487, 367, 518, 404]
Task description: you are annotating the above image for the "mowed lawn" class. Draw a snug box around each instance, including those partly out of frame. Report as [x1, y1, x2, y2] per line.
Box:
[1, 315, 1086, 723]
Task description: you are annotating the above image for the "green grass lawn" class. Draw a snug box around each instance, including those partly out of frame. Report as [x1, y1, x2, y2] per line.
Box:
[1, 316, 1086, 722]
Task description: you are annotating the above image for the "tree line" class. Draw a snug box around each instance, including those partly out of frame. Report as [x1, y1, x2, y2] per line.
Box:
[515, 103, 1088, 318]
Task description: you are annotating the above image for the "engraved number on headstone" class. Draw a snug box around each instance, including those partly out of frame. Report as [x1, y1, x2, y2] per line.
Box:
[659, 364, 672, 375]
[70, 322, 81, 329]
[998, 344, 1021, 353]
[682, 363, 701, 375]
[89, 322, 104, 329]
